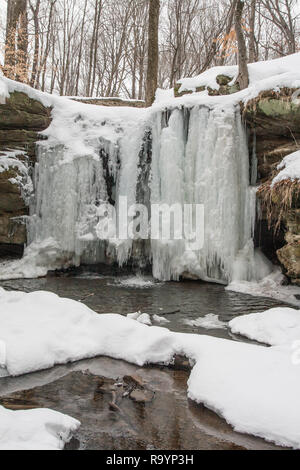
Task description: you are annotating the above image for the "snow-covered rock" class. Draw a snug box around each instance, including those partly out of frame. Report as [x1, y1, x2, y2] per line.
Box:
[229, 307, 300, 346]
[272, 150, 300, 185]
[0, 406, 80, 450]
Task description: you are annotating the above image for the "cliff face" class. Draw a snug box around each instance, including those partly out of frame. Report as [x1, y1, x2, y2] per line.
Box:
[0, 85, 299, 285]
[243, 89, 300, 285]
[0, 91, 51, 256]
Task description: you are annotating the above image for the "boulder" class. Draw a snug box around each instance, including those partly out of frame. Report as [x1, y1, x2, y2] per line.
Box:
[216, 74, 233, 86]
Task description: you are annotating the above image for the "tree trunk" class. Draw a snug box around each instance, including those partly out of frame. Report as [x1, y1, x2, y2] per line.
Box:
[145, 0, 160, 107]
[30, 0, 41, 87]
[248, 0, 256, 63]
[235, 0, 249, 90]
[4, 0, 28, 82]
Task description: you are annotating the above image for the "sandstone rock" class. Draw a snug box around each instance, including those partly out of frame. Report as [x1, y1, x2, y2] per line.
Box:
[0, 91, 51, 252]
[0, 215, 27, 245]
[277, 242, 300, 281]
[71, 97, 145, 108]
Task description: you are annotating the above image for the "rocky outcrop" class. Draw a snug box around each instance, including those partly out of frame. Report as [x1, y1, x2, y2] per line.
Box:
[243, 88, 300, 180]
[70, 97, 145, 108]
[277, 210, 300, 286]
[174, 75, 239, 98]
[0, 91, 51, 255]
[244, 88, 300, 285]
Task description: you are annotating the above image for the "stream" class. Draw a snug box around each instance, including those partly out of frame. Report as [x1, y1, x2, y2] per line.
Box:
[0, 273, 290, 450]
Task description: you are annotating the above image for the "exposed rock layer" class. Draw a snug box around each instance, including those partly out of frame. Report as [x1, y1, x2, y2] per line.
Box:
[244, 89, 300, 284]
[0, 92, 51, 253]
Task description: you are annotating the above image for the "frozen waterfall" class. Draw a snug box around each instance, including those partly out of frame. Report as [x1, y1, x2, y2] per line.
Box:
[22, 104, 269, 283]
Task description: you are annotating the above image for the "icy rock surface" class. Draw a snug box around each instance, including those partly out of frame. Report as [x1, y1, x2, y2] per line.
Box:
[21, 104, 267, 284]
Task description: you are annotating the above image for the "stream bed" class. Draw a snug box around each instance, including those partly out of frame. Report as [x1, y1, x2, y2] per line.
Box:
[0, 274, 290, 450]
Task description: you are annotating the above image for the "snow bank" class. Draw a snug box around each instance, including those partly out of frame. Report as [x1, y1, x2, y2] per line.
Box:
[272, 150, 300, 185]
[178, 53, 300, 94]
[229, 307, 300, 346]
[0, 406, 80, 450]
[1, 288, 300, 449]
[0, 239, 68, 281]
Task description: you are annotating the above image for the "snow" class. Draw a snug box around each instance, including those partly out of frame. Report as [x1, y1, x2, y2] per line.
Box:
[0, 406, 80, 450]
[0, 150, 27, 175]
[227, 270, 300, 307]
[272, 150, 300, 185]
[1, 288, 300, 449]
[0, 54, 299, 288]
[153, 315, 170, 325]
[0, 80, 270, 284]
[0, 238, 68, 281]
[127, 312, 152, 325]
[229, 307, 300, 346]
[183, 314, 226, 330]
[177, 53, 300, 96]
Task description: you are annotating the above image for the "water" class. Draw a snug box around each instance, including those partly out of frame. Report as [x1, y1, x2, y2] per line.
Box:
[0, 275, 289, 450]
[0, 274, 287, 339]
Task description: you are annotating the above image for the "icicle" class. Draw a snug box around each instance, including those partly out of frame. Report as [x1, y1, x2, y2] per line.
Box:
[149, 105, 264, 283]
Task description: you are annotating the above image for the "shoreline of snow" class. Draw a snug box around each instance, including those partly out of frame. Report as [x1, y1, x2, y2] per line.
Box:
[0, 288, 300, 449]
[0, 405, 80, 450]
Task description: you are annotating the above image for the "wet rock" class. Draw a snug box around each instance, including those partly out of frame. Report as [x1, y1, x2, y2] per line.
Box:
[129, 388, 154, 404]
[172, 355, 191, 371]
[123, 375, 145, 389]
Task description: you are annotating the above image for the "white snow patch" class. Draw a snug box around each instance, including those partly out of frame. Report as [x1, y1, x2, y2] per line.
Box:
[0, 238, 70, 281]
[229, 307, 300, 346]
[153, 315, 170, 325]
[272, 150, 300, 185]
[1, 288, 300, 449]
[0, 406, 80, 450]
[127, 312, 152, 325]
[183, 314, 227, 330]
[178, 53, 300, 94]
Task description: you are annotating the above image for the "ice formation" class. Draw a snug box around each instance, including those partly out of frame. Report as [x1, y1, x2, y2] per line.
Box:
[22, 102, 268, 284]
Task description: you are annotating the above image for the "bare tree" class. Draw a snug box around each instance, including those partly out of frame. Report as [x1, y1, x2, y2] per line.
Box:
[235, 0, 249, 89]
[146, 0, 160, 106]
[260, 0, 298, 55]
[248, 0, 257, 62]
[4, 0, 28, 81]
